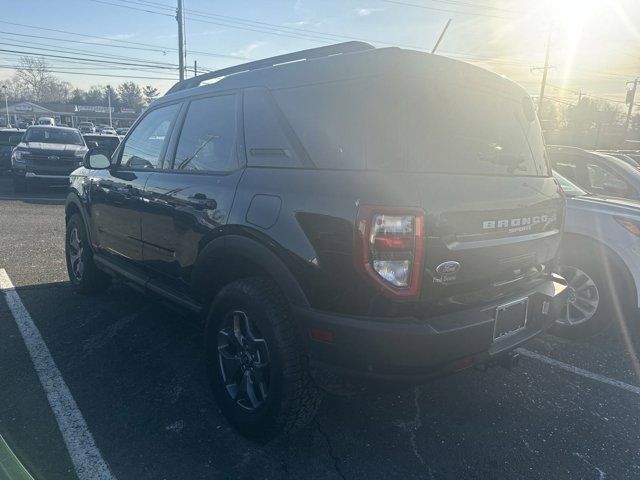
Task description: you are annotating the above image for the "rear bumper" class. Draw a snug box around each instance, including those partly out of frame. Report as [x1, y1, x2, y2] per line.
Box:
[295, 274, 568, 381]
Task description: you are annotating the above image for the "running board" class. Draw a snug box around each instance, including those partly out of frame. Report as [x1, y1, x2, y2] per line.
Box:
[93, 253, 202, 313]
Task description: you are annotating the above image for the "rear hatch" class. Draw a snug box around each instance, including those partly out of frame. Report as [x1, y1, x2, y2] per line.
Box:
[274, 49, 563, 306]
[380, 58, 563, 304]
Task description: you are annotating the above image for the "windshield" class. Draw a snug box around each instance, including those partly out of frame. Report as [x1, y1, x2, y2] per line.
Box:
[24, 128, 84, 146]
[553, 170, 587, 196]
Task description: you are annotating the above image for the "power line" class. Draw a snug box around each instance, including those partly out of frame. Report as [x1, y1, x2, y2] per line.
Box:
[0, 65, 176, 81]
[0, 47, 182, 71]
[87, 0, 536, 65]
[0, 20, 243, 61]
[381, 0, 516, 19]
[0, 38, 181, 70]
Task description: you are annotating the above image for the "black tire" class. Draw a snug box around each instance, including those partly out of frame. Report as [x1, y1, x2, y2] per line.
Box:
[205, 277, 321, 441]
[551, 244, 634, 339]
[65, 213, 111, 294]
[12, 176, 27, 193]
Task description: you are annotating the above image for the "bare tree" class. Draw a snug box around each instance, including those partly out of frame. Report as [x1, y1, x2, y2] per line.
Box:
[14, 56, 54, 102]
[142, 85, 159, 105]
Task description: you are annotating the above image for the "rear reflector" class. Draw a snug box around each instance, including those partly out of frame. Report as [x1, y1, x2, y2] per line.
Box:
[451, 356, 474, 372]
[309, 327, 334, 344]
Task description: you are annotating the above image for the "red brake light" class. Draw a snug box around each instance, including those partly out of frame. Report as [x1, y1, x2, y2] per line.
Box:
[354, 206, 425, 300]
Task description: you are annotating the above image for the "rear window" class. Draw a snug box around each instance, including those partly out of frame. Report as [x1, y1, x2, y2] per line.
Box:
[273, 76, 549, 176]
[84, 136, 120, 150]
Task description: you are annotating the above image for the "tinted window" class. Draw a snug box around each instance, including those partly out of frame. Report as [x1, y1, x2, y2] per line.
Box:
[172, 94, 238, 172]
[586, 162, 631, 196]
[120, 103, 180, 169]
[274, 76, 549, 176]
[24, 128, 84, 145]
[83, 135, 120, 151]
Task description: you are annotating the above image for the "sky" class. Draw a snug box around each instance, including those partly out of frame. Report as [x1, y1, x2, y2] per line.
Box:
[0, 0, 638, 106]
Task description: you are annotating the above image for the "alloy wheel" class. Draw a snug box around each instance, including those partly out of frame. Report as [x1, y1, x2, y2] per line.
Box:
[217, 310, 270, 411]
[555, 264, 600, 326]
[68, 227, 84, 281]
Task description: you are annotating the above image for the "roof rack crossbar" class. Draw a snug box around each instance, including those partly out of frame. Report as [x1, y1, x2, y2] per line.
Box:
[166, 41, 374, 94]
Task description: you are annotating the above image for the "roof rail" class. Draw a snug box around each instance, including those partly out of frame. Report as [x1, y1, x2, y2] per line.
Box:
[166, 41, 375, 95]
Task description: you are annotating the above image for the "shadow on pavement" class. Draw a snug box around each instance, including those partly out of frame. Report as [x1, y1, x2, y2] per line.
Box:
[2, 280, 640, 480]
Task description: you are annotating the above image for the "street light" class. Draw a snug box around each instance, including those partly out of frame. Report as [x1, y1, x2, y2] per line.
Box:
[1, 85, 8, 128]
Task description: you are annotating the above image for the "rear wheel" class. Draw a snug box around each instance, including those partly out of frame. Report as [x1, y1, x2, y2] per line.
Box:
[205, 277, 321, 441]
[552, 246, 633, 339]
[65, 213, 111, 294]
[12, 176, 27, 193]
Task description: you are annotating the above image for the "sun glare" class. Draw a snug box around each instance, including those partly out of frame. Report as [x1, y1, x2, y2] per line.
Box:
[547, 0, 612, 88]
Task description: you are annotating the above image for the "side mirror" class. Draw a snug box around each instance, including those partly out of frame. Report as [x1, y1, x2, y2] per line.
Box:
[8, 135, 21, 146]
[86, 140, 99, 148]
[83, 148, 111, 169]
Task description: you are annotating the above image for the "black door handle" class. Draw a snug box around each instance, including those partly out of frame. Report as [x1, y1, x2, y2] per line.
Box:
[188, 193, 217, 210]
[122, 184, 141, 196]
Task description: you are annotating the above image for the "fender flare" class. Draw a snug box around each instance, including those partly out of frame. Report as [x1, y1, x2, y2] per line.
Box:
[65, 192, 94, 244]
[191, 234, 310, 308]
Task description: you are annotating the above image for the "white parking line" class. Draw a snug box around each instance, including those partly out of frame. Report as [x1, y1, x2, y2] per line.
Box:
[0, 269, 116, 480]
[517, 348, 640, 396]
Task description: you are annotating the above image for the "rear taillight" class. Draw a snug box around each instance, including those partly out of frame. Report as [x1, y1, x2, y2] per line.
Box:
[354, 206, 425, 300]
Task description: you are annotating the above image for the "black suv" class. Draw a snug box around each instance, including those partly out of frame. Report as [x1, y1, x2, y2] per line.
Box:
[65, 42, 568, 439]
[12, 125, 88, 192]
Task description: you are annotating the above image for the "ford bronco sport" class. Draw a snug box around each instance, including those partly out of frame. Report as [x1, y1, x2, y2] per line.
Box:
[65, 42, 568, 440]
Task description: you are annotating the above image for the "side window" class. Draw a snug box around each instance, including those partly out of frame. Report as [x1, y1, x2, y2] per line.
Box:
[172, 94, 238, 172]
[586, 162, 631, 196]
[551, 156, 580, 183]
[120, 103, 180, 169]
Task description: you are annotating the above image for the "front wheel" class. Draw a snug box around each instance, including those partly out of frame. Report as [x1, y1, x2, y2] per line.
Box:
[205, 278, 321, 441]
[65, 213, 111, 294]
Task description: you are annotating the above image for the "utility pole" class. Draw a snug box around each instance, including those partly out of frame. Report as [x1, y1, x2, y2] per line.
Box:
[431, 18, 452, 54]
[538, 24, 553, 115]
[107, 86, 113, 127]
[176, 0, 185, 81]
[194, 60, 197, 77]
[1, 85, 8, 127]
[624, 77, 638, 136]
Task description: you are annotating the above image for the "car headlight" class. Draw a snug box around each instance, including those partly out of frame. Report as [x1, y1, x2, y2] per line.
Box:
[12, 151, 25, 164]
[615, 217, 640, 237]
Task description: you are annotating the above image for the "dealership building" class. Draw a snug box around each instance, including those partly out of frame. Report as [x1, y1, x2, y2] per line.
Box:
[1, 101, 141, 127]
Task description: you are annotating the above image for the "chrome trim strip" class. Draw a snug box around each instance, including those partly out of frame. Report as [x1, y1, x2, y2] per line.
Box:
[25, 172, 69, 179]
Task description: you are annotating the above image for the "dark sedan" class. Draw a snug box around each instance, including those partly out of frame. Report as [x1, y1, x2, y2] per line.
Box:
[11, 126, 88, 192]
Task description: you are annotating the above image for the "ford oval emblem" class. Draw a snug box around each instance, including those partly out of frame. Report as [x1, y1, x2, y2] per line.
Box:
[436, 261, 460, 275]
[48, 155, 60, 161]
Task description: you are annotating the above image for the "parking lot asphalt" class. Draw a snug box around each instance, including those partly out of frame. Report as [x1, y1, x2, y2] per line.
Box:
[1, 175, 640, 480]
